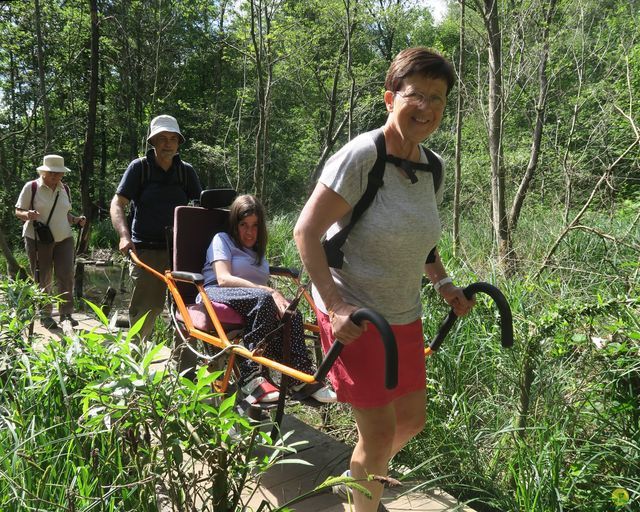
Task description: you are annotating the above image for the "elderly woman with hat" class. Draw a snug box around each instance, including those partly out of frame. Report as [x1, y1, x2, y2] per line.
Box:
[15, 154, 86, 329]
[110, 115, 202, 346]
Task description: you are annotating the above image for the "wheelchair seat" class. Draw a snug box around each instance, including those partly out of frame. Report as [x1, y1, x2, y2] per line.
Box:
[172, 189, 244, 331]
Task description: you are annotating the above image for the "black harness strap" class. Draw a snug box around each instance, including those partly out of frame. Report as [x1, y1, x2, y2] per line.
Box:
[322, 129, 442, 269]
[385, 153, 441, 184]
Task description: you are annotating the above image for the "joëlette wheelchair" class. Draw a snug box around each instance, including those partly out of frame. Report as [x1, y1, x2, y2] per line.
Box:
[129, 189, 514, 436]
[128, 189, 398, 435]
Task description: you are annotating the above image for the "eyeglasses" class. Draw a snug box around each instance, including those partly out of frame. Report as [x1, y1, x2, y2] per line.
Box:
[394, 90, 445, 110]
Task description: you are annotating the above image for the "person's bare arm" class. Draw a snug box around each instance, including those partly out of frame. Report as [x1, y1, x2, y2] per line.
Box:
[294, 182, 364, 344]
[110, 194, 134, 254]
[215, 259, 290, 315]
[15, 208, 39, 222]
[215, 259, 271, 290]
[67, 212, 87, 227]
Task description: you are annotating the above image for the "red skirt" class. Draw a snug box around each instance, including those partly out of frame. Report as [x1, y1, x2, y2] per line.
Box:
[317, 310, 426, 408]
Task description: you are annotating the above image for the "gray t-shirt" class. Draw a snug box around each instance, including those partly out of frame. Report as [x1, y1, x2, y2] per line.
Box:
[313, 130, 444, 325]
[202, 232, 269, 287]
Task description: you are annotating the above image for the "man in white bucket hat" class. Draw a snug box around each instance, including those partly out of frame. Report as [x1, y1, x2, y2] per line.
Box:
[15, 154, 86, 329]
[110, 115, 202, 343]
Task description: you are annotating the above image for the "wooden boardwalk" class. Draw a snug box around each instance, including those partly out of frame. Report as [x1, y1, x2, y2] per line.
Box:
[246, 414, 474, 511]
[33, 312, 475, 512]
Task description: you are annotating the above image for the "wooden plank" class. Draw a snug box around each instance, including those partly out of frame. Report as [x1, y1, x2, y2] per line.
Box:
[246, 415, 476, 511]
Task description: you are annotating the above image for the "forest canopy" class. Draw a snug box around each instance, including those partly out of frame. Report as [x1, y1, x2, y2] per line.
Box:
[0, 0, 638, 270]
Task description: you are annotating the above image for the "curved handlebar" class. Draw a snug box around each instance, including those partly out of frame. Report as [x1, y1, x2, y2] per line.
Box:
[428, 282, 514, 353]
[314, 308, 398, 389]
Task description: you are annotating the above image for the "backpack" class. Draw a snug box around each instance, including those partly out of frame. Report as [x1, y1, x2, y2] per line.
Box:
[127, 156, 189, 229]
[322, 128, 442, 269]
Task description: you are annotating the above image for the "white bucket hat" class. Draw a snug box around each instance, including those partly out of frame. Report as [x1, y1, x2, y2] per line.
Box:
[37, 154, 71, 174]
[147, 115, 185, 144]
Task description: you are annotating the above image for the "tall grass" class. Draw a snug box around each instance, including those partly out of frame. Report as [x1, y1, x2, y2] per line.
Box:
[395, 204, 640, 511]
[265, 203, 639, 511]
[1, 199, 636, 511]
[0, 285, 301, 511]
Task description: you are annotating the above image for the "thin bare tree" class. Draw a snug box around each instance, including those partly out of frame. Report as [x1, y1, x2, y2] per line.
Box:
[471, 0, 513, 273]
[77, 0, 100, 255]
[452, 0, 466, 255]
[249, 0, 280, 197]
[34, 0, 52, 151]
[508, 0, 557, 234]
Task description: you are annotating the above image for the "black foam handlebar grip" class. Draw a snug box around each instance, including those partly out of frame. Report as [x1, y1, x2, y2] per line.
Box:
[428, 282, 514, 352]
[314, 308, 398, 389]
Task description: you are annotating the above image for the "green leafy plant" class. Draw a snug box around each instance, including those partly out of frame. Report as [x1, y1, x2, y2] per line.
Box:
[0, 278, 310, 511]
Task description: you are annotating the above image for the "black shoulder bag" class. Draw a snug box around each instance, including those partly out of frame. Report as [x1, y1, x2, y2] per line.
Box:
[32, 183, 59, 244]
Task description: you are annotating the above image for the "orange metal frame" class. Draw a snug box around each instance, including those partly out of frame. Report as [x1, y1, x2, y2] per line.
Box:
[130, 251, 319, 393]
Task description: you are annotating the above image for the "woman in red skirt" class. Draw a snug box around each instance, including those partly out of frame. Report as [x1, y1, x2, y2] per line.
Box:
[294, 47, 475, 512]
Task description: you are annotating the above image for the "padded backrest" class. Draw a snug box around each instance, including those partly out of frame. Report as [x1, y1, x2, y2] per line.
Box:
[173, 205, 229, 304]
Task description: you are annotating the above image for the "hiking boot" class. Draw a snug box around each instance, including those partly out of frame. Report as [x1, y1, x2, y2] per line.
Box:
[41, 316, 59, 330]
[60, 314, 79, 327]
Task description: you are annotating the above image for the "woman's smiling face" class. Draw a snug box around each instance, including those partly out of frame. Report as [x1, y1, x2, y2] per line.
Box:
[238, 214, 259, 249]
[385, 75, 448, 145]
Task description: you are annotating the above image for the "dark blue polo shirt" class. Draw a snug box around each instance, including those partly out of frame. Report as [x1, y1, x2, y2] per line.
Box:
[116, 149, 202, 246]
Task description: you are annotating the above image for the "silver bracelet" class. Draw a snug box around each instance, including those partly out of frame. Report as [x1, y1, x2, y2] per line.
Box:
[433, 276, 453, 292]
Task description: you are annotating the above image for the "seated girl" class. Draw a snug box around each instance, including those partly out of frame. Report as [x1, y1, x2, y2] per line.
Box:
[199, 194, 336, 404]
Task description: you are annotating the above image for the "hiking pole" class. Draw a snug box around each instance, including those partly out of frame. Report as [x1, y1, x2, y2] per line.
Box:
[425, 282, 514, 355]
[314, 308, 398, 390]
[28, 232, 41, 337]
[74, 222, 84, 257]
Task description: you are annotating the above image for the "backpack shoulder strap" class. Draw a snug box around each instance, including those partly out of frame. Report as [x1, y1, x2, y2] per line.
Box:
[129, 156, 149, 204]
[30, 180, 38, 210]
[349, 128, 386, 228]
[178, 161, 185, 186]
[322, 129, 387, 268]
[140, 156, 150, 188]
[419, 146, 442, 192]
[177, 161, 192, 198]
[63, 183, 71, 202]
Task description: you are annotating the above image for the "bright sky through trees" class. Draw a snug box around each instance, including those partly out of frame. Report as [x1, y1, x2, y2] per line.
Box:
[422, 0, 448, 22]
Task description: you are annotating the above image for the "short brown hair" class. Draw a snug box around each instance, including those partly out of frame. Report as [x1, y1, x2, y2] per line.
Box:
[228, 194, 268, 264]
[385, 47, 455, 95]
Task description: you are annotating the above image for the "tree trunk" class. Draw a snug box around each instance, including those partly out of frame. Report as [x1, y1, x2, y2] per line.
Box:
[452, 0, 466, 255]
[78, 0, 100, 255]
[312, 1, 358, 181]
[482, 0, 514, 273]
[249, 0, 276, 198]
[250, 0, 266, 197]
[98, 60, 107, 218]
[509, 0, 557, 234]
[34, 0, 52, 151]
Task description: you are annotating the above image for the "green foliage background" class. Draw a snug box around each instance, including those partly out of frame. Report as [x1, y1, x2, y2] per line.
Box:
[0, 0, 638, 510]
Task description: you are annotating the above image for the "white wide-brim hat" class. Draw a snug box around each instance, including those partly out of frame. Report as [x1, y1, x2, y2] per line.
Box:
[37, 154, 71, 174]
[147, 115, 185, 144]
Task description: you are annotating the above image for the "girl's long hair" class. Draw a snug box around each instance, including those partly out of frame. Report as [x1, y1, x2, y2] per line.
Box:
[228, 194, 268, 264]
